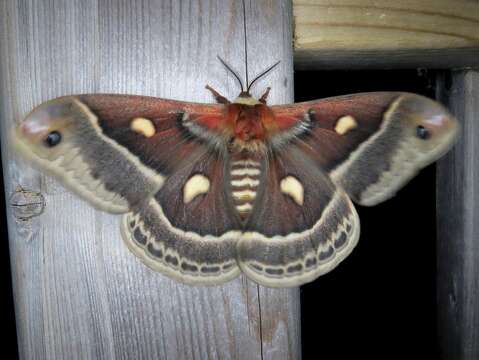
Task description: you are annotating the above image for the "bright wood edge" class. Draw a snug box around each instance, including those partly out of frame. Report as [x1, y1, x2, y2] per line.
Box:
[293, 0, 479, 69]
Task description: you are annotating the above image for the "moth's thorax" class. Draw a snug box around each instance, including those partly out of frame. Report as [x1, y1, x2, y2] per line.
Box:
[226, 101, 277, 154]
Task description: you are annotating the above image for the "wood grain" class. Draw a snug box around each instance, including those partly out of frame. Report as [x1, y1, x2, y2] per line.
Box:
[436, 70, 479, 360]
[0, 1, 299, 359]
[293, 0, 479, 68]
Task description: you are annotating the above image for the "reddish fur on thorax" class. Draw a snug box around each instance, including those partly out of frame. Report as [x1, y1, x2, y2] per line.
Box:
[224, 103, 278, 143]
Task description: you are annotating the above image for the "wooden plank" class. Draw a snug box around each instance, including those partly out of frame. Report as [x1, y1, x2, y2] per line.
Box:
[0, 1, 299, 359]
[436, 70, 479, 359]
[293, 0, 479, 69]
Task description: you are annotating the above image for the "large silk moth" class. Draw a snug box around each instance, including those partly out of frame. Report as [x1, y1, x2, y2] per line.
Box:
[13, 68, 458, 287]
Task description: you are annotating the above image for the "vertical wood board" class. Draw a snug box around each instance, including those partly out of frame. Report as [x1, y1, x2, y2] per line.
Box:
[437, 70, 479, 360]
[0, 1, 299, 359]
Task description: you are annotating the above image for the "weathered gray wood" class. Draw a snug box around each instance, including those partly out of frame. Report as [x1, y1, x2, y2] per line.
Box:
[436, 70, 479, 360]
[0, 1, 299, 359]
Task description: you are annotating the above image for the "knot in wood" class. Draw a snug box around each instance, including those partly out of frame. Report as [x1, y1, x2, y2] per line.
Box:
[9, 187, 45, 221]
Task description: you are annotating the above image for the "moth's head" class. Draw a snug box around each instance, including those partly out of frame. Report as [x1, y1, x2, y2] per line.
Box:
[14, 98, 78, 162]
[398, 94, 459, 159]
[233, 91, 261, 106]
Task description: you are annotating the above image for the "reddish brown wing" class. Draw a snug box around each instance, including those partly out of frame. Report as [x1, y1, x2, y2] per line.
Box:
[237, 146, 360, 287]
[14, 94, 228, 212]
[122, 151, 242, 285]
[269, 92, 458, 206]
[80, 94, 227, 179]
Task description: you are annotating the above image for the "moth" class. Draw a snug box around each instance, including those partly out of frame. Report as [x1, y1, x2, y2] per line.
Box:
[12, 58, 458, 287]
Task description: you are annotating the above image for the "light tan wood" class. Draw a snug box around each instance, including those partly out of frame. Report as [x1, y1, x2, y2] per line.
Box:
[0, 1, 299, 359]
[436, 70, 479, 360]
[294, 0, 479, 68]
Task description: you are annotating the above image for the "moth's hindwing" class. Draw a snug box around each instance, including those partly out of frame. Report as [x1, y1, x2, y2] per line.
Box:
[121, 204, 241, 285]
[120, 153, 242, 284]
[237, 147, 360, 287]
[271, 92, 459, 206]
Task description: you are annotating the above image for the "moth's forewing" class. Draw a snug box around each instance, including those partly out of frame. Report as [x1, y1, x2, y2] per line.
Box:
[270, 92, 459, 205]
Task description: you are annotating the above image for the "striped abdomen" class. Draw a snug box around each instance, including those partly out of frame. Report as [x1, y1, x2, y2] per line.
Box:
[230, 157, 262, 220]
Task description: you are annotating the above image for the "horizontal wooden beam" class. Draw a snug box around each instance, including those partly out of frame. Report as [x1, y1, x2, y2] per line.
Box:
[293, 0, 479, 69]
